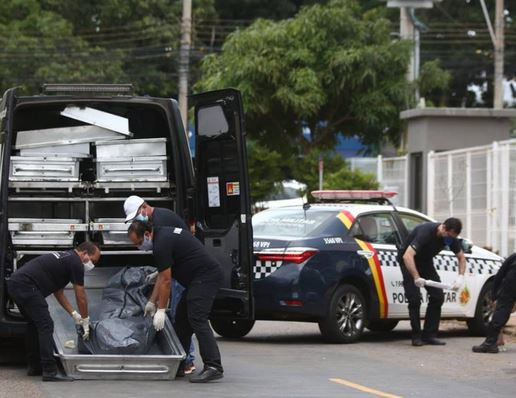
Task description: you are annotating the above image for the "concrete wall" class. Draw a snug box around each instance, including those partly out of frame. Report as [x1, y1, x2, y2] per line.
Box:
[400, 108, 516, 212]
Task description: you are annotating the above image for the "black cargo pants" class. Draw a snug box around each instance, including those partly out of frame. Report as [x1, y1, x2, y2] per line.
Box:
[6, 278, 57, 373]
[174, 267, 224, 372]
[485, 267, 516, 345]
[399, 260, 445, 339]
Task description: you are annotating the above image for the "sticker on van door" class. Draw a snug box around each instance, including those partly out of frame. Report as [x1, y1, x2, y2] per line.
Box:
[226, 181, 240, 196]
[207, 176, 221, 207]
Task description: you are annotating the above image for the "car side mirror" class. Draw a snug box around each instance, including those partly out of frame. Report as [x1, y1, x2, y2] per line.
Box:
[460, 238, 473, 254]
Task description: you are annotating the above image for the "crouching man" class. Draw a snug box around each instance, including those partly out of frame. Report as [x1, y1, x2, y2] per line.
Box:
[7, 242, 100, 381]
[128, 220, 224, 383]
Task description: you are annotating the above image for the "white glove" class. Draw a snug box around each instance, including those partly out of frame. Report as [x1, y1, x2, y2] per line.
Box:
[153, 308, 166, 331]
[144, 301, 157, 317]
[71, 310, 82, 325]
[414, 278, 426, 288]
[80, 316, 90, 340]
[145, 271, 159, 284]
[451, 275, 465, 291]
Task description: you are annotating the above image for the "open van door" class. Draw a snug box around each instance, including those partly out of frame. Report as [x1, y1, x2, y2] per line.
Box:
[0, 88, 23, 336]
[192, 89, 253, 321]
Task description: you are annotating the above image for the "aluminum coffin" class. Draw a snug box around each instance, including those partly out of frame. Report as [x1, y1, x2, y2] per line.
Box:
[49, 267, 186, 380]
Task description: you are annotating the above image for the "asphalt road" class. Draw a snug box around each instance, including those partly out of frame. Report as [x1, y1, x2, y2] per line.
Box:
[1, 321, 515, 398]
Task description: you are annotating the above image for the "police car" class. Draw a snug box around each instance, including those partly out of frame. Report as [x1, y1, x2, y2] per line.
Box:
[211, 190, 503, 343]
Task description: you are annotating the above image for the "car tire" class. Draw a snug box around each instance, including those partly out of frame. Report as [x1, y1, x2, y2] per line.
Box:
[318, 284, 367, 343]
[210, 319, 255, 339]
[367, 320, 399, 332]
[466, 280, 494, 336]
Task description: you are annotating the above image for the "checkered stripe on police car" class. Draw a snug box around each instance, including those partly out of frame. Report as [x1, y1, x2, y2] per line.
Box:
[376, 249, 501, 275]
[377, 250, 399, 267]
[254, 260, 283, 280]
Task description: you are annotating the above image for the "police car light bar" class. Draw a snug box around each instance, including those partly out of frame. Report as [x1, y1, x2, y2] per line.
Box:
[311, 190, 398, 201]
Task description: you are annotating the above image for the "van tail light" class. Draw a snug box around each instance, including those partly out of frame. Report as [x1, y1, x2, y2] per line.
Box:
[255, 247, 318, 264]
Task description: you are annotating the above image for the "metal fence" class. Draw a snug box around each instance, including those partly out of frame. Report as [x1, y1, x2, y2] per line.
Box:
[349, 155, 409, 207]
[427, 139, 516, 256]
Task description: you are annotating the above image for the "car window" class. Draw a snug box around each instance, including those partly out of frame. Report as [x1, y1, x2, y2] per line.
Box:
[350, 213, 400, 246]
[252, 208, 336, 238]
[398, 213, 429, 234]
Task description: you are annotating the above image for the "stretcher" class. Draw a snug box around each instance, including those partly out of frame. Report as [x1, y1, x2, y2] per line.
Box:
[48, 267, 186, 380]
[424, 279, 453, 290]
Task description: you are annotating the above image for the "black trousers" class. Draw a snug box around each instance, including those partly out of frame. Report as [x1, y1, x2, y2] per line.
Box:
[485, 267, 516, 345]
[175, 268, 224, 372]
[6, 278, 57, 373]
[400, 260, 445, 339]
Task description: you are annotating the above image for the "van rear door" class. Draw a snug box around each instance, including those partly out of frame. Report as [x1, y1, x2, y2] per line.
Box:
[0, 88, 24, 335]
[192, 89, 253, 319]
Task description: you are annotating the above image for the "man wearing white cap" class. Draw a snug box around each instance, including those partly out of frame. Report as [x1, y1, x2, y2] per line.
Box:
[123, 195, 188, 230]
[123, 195, 195, 374]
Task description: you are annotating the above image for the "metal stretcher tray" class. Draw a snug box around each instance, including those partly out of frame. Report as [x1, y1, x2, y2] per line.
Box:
[91, 218, 131, 246]
[49, 267, 186, 380]
[8, 218, 88, 246]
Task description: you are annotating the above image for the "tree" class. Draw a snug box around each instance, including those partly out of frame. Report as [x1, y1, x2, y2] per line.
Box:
[291, 150, 378, 201]
[247, 140, 284, 202]
[0, 0, 126, 95]
[196, 0, 412, 155]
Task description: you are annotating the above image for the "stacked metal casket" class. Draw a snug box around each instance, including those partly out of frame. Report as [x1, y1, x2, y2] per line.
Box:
[9, 106, 168, 247]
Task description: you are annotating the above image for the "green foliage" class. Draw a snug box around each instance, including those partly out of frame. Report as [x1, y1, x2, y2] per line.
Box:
[291, 150, 378, 201]
[247, 140, 284, 202]
[418, 60, 451, 106]
[196, 0, 411, 154]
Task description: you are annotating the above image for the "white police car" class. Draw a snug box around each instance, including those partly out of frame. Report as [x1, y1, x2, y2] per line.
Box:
[212, 190, 503, 343]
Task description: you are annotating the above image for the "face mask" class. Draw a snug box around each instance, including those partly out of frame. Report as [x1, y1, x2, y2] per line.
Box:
[135, 214, 149, 222]
[138, 235, 153, 251]
[443, 236, 454, 246]
[83, 260, 95, 272]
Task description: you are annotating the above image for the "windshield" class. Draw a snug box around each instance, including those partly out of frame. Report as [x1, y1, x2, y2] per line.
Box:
[252, 208, 336, 238]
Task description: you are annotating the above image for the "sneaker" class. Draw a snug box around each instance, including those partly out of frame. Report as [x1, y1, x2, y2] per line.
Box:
[412, 337, 424, 347]
[184, 363, 196, 375]
[189, 366, 223, 383]
[472, 342, 499, 354]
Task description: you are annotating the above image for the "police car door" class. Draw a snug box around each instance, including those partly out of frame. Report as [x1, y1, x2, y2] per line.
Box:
[192, 89, 253, 319]
[351, 213, 404, 319]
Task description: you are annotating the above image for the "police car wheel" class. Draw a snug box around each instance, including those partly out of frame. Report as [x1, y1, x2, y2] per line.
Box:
[210, 319, 255, 339]
[366, 320, 399, 332]
[318, 284, 366, 343]
[466, 280, 494, 336]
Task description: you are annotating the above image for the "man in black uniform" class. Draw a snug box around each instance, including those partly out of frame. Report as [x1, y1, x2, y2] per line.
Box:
[124, 195, 197, 374]
[473, 253, 516, 353]
[398, 218, 466, 346]
[6, 242, 100, 381]
[128, 220, 224, 383]
[124, 195, 188, 229]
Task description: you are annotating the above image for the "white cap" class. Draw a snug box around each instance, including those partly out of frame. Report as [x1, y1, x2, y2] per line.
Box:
[124, 195, 144, 222]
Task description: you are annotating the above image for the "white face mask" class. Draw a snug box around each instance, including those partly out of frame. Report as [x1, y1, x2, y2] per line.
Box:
[83, 260, 95, 272]
[138, 234, 153, 251]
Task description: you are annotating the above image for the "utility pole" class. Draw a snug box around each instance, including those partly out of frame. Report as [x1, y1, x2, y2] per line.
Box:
[494, 0, 505, 109]
[480, 0, 504, 109]
[178, 0, 192, 127]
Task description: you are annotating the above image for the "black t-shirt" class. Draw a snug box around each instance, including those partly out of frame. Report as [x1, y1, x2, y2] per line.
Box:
[152, 226, 220, 286]
[152, 207, 188, 230]
[398, 222, 462, 265]
[11, 251, 84, 297]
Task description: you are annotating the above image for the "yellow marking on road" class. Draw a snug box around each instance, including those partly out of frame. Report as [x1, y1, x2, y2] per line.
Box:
[329, 378, 403, 398]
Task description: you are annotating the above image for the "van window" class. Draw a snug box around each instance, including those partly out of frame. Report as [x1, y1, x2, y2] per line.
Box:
[253, 208, 335, 238]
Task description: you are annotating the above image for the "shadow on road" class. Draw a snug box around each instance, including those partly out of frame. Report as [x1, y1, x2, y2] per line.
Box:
[218, 324, 473, 345]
